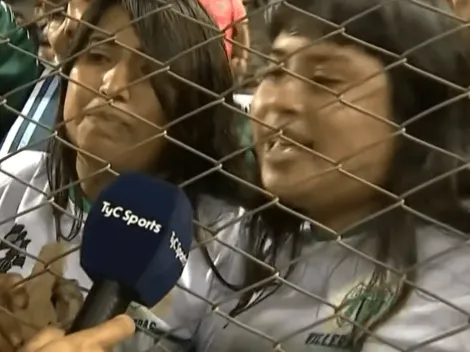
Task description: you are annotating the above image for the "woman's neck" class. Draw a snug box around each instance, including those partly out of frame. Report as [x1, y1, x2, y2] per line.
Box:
[303, 199, 384, 234]
[75, 155, 116, 201]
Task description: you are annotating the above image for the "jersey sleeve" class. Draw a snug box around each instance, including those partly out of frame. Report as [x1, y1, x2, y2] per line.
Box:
[0, 151, 45, 194]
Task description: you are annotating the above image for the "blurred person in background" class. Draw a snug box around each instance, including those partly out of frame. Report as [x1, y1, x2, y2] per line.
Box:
[449, 0, 470, 19]
[0, 0, 250, 350]
[34, 0, 65, 64]
[23, 0, 470, 351]
[35, 0, 87, 64]
[0, 0, 40, 142]
[0, 0, 85, 155]
[198, 0, 250, 82]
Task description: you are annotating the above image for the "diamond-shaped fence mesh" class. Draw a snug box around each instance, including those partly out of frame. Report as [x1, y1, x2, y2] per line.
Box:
[1, 0, 470, 350]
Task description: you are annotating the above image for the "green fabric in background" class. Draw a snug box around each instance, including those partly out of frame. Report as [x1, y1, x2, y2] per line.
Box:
[0, 0, 39, 139]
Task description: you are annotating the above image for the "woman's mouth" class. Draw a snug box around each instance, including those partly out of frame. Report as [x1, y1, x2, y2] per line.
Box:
[265, 137, 313, 153]
[263, 137, 314, 163]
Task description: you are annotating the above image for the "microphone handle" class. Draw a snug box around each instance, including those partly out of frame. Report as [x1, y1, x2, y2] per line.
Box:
[68, 280, 133, 334]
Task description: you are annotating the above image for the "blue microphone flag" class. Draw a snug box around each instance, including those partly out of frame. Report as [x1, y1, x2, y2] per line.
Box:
[80, 172, 193, 307]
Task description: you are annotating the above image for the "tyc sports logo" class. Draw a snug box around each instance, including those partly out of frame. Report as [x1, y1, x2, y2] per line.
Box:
[169, 231, 187, 266]
[100, 201, 188, 265]
[101, 201, 162, 234]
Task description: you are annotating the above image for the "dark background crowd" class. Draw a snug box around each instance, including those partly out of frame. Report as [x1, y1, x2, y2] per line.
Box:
[4, 0, 270, 92]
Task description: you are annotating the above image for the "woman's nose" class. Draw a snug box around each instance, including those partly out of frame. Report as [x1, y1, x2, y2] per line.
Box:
[99, 65, 132, 102]
[254, 79, 306, 120]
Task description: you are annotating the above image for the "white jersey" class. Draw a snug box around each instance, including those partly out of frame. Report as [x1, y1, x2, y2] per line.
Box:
[1, 151, 470, 352]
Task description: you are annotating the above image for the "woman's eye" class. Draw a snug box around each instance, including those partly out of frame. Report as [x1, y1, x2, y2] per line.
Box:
[310, 76, 342, 87]
[87, 51, 110, 64]
[263, 63, 284, 78]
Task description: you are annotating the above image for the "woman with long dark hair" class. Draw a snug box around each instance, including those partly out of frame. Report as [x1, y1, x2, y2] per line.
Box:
[110, 0, 470, 351]
[12, 0, 470, 351]
[0, 0, 249, 349]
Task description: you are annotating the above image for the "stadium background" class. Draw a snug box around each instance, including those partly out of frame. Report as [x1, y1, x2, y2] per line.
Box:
[1, 0, 470, 351]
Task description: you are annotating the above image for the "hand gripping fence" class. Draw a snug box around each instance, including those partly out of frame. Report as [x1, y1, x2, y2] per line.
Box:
[1, 0, 470, 351]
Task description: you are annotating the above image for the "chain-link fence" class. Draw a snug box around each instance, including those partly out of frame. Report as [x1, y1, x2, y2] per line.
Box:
[1, 0, 470, 351]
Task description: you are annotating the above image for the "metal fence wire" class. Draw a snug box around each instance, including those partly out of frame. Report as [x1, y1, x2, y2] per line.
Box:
[1, 0, 470, 350]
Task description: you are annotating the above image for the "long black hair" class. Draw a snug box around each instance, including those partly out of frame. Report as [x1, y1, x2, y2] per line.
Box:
[46, 0, 252, 240]
[214, 0, 470, 349]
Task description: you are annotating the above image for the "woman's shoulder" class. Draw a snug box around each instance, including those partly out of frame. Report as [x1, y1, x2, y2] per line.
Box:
[119, 197, 248, 348]
[416, 223, 470, 291]
[0, 151, 47, 190]
[367, 224, 470, 351]
[196, 195, 246, 247]
[168, 196, 247, 315]
[0, 151, 47, 198]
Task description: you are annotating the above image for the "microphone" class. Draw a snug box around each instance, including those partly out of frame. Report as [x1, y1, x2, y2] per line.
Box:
[68, 172, 193, 333]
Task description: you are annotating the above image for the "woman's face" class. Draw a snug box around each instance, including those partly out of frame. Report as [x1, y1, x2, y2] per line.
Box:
[251, 33, 396, 228]
[63, 4, 166, 173]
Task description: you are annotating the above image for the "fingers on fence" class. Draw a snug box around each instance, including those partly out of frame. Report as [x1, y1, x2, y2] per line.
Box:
[66, 315, 136, 348]
[0, 273, 28, 310]
[15, 243, 68, 338]
[19, 326, 65, 352]
[52, 278, 84, 330]
[0, 273, 29, 351]
[0, 309, 24, 352]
